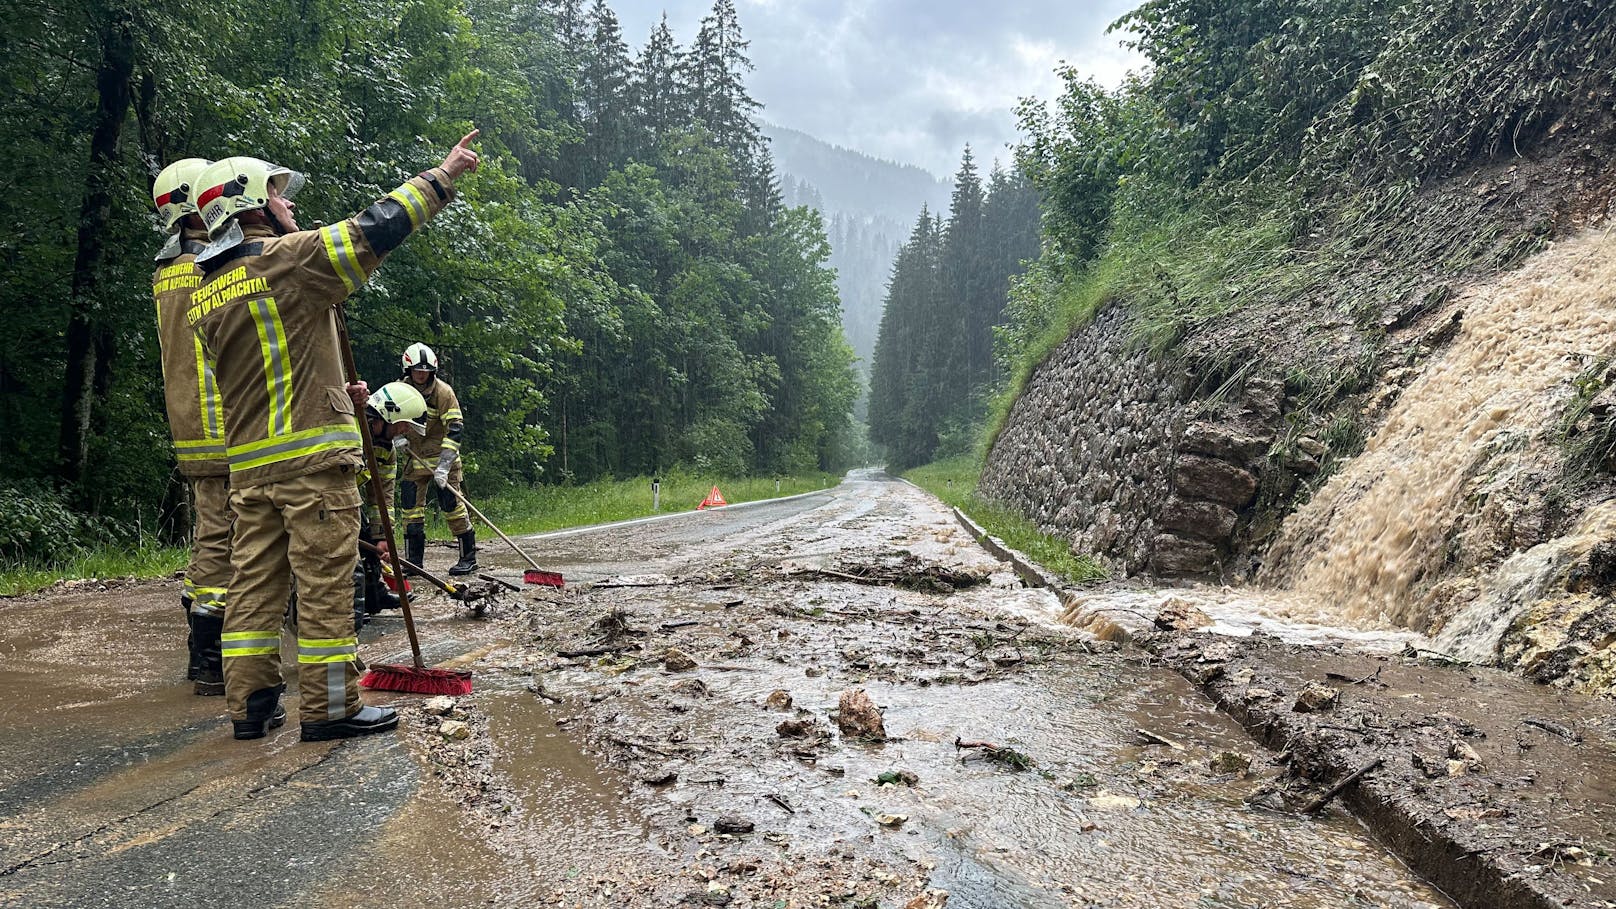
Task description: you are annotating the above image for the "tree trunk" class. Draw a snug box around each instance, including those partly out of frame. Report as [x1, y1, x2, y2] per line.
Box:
[58, 4, 135, 491]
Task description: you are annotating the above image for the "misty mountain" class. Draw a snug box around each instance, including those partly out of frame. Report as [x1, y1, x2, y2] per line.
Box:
[763, 123, 952, 379]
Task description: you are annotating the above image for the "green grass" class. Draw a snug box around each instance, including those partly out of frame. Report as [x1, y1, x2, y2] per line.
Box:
[0, 543, 187, 598]
[420, 470, 843, 538]
[0, 471, 839, 596]
[903, 455, 1106, 586]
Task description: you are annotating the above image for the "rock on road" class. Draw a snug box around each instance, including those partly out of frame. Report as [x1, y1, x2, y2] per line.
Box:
[0, 471, 1450, 908]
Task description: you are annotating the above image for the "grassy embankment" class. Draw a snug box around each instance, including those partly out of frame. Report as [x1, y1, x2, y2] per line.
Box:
[903, 455, 1105, 585]
[0, 471, 840, 597]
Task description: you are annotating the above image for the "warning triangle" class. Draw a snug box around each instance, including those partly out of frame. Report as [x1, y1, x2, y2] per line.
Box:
[697, 485, 728, 509]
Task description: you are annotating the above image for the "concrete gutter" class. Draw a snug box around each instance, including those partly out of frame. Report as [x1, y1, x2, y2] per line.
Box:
[906, 475, 1613, 909]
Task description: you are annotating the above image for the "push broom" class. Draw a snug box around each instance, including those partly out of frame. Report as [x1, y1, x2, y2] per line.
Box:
[335, 305, 472, 696]
[400, 449, 564, 589]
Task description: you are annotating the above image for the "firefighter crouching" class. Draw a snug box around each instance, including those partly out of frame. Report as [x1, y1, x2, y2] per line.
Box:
[152, 157, 231, 696]
[399, 342, 479, 577]
[353, 382, 428, 627]
[188, 131, 479, 741]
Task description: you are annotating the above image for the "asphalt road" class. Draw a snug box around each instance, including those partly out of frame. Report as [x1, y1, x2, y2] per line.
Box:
[0, 477, 842, 909]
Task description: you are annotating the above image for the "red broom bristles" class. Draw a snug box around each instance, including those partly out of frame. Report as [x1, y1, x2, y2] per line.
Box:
[524, 569, 564, 588]
[360, 664, 474, 695]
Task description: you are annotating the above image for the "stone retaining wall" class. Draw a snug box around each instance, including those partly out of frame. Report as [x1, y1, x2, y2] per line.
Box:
[980, 304, 1278, 578]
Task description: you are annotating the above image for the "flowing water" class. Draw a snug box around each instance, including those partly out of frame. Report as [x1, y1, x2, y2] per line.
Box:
[1258, 226, 1616, 654]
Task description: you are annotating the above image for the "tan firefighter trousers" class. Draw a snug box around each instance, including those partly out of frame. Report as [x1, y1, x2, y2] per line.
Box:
[222, 465, 363, 725]
[402, 458, 470, 534]
[185, 476, 233, 619]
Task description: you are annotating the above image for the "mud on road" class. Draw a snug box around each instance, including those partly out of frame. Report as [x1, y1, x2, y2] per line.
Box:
[13, 471, 1600, 908]
[371, 473, 1451, 908]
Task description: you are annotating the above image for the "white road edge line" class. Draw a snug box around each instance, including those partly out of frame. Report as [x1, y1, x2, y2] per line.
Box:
[515, 487, 838, 543]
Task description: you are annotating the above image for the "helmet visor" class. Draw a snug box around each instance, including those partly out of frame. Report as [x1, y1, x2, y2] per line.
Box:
[266, 164, 305, 201]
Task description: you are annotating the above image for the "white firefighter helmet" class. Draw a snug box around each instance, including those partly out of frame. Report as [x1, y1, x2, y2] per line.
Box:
[401, 342, 438, 374]
[152, 158, 212, 231]
[367, 381, 429, 434]
[194, 156, 305, 237]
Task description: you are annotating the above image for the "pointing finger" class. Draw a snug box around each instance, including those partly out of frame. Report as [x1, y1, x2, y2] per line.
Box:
[457, 128, 480, 149]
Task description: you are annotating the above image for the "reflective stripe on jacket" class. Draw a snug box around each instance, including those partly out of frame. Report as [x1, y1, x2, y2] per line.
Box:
[404, 378, 463, 466]
[155, 228, 227, 478]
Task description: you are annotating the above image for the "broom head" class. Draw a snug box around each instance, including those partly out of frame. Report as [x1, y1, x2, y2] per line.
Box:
[524, 569, 564, 588]
[360, 663, 473, 695]
[382, 566, 413, 595]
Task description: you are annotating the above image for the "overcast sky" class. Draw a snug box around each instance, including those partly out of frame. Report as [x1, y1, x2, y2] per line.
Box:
[613, 1, 1145, 177]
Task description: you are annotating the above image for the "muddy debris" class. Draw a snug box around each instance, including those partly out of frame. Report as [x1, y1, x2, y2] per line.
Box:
[1209, 751, 1252, 775]
[672, 677, 710, 697]
[637, 767, 679, 786]
[954, 737, 1036, 770]
[1152, 631, 1616, 908]
[1292, 680, 1340, 712]
[903, 889, 950, 909]
[873, 769, 919, 787]
[423, 695, 460, 716]
[664, 647, 698, 672]
[791, 552, 989, 594]
[763, 689, 792, 710]
[775, 717, 817, 738]
[438, 719, 471, 740]
[593, 605, 645, 639]
[1154, 597, 1213, 632]
[711, 814, 755, 835]
[835, 688, 887, 741]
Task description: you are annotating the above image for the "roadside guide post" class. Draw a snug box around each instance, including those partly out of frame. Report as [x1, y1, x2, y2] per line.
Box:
[653, 478, 660, 513]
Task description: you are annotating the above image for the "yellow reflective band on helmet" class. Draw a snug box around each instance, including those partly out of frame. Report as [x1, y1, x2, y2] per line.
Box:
[249, 297, 295, 437]
[298, 636, 358, 663]
[221, 630, 280, 657]
[388, 182, 429, 228]
[227, 423, 363, 472]
[321, 223, 364, 294]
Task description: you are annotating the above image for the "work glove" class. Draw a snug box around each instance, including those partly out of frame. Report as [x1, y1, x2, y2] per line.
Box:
[433, 449, 457, 488]
[391, 434, 411, 452]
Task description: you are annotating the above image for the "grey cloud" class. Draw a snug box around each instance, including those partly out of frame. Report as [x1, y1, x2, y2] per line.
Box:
[614, 0, 1143, 175]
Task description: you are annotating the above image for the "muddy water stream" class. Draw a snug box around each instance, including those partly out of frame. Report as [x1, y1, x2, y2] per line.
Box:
[419, 474, 1455, 907]
[1261, 227, 1616, 650]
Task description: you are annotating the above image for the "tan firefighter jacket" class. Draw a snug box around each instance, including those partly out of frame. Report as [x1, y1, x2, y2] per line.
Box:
[403, 378, 463, 473]
[154, 226, 227, 478]
[190, 168, 456, 488]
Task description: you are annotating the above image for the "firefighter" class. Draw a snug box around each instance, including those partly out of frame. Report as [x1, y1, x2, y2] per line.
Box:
[189, 131, 479, 741]
[355, 382, 428, 623]
[152, 157, 230, 696]
[398, 342, 479, 576]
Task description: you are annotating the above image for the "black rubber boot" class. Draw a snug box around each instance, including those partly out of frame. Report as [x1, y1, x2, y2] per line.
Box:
[191, 612, 226, 696]
[361, 552, 398, 613]
[182, 596, 201, 682]
[351, 565, 369, 632]
[233, 684, 287, 740]
[448, 529, 479, 577]
[405, 526, 426, 576]
[301, 705, 399, 742]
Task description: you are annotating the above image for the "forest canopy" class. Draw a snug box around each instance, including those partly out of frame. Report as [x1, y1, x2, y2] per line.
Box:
[1, 0, 860, 554]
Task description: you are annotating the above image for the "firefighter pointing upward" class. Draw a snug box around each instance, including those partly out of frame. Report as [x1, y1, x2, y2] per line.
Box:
[398, 342, 478, 577]
[189, 131, 479, 742]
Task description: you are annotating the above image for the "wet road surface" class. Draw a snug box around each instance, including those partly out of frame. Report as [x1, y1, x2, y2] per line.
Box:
[0, 471, 1453, 907]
